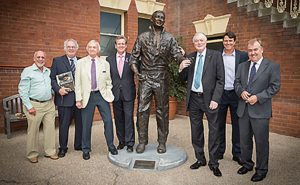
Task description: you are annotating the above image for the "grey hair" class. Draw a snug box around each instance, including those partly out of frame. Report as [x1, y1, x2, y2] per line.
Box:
[64, 39, 79, 51]
[86, 40, 101, 52]
[192, 32, 207, 43]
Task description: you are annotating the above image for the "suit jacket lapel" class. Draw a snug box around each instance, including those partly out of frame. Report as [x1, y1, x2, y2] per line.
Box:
[235, 50, 240, 72]
[202, 49, 211, 76]
[189, 52, 197, 87]
[190, 52, 197, 73]
[86, 57, 92, 81]
[122, 53, 130, 77]
[111, 54, 119, 78]
[243, 61, 251, 87]
[63, 55, 72, 71]
[251, 58, 268, 84]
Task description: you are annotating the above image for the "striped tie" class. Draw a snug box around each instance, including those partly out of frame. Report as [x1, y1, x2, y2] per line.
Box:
[70, 59, 75, 75]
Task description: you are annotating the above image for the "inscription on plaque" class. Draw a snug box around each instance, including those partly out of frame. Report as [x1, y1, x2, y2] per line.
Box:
[133, 160, 155, 169]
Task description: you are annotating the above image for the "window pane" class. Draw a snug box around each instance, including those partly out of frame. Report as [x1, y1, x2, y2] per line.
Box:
[100, 12, 121, 35]
[207, 42, 223, 52]
[138, 18, 151, 35]
[100, 35, 116, 56]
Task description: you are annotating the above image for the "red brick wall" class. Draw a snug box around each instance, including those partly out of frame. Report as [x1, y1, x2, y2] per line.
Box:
[165, 0, 300, 137]
[0, 0, 102, 132]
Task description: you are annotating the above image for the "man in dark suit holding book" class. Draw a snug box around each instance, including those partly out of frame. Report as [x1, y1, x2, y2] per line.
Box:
[50, 39, 82, 157]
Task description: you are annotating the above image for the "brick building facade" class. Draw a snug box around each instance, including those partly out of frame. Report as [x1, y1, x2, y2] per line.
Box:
[0, 0, 299, 137]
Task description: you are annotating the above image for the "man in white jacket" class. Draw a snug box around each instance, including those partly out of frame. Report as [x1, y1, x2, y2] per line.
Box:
[75, 40, 117, 160]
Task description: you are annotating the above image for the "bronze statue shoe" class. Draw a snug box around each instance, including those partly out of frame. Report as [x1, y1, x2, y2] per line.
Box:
[136, 143, 146, 153]
[157, 143, 166, 153]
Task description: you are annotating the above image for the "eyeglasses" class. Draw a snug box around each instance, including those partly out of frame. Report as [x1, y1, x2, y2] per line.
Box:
[67, 46, 76, 49]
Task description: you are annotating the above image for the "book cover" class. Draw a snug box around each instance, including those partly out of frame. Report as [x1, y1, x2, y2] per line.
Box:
[56, 71, 74, 92]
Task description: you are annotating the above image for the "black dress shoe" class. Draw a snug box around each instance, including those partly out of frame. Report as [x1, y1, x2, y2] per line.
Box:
[237, 166, 253, 175]
[157, 143, 166, 154]
[82, 152, 90, 160]
[210, 167, 222, 177]
[117, 143, 125, 150]
[190, 160, 207, 169]
[109, 147, 118, 155]
[136, 143, 146, 153]
[217, 154, 223, 160]
[58, 148, 67, 158]
[126, 146, 133, 152]
[251, 173, 266, 182]
[232, 156, 243, 165]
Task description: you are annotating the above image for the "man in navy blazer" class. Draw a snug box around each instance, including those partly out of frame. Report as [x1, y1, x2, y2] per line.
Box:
[234, 38, 280, 182]
[217, 32, 249, 164]
[179, 32, 225, 177]
[50, 39, 82, 157]
[106, 36, 136, 152]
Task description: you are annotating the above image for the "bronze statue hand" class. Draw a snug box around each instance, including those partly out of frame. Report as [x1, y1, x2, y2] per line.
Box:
[137, 73, 147, 81]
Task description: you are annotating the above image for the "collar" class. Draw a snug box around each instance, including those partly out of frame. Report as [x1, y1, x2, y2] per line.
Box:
[222, 49, 235, 56]
[116, 52, 126, 58]
[149, 25, 166, 34]
[251, 57, 263, 66]
[67, 55, 77, 61]
[88, 55, 98, 61]
[197, 48, 207, 57]
[32, 63, 48, 72]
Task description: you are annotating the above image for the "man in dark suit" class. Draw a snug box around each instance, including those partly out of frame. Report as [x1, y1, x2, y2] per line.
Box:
[234, 38, 280, 182]
[106, 36, 136, 152]
[179, 32, 225, 177]
[50, 39, 82, 157]
[217, 32, 248, 164]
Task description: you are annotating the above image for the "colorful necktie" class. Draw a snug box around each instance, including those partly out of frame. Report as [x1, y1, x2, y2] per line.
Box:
[194, 54, 203, 89]
[91, 58, 97, 90]
[247, 63, 257, 91]
[118, 55, 124, 78]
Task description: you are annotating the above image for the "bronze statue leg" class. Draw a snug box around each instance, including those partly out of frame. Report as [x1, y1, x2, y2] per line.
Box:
[153, 78, 169, 145]
[136, 79, 153, 145]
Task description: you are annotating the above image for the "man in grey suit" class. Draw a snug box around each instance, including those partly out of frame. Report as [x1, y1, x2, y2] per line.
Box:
[179, 32, 225, 177]
[234, 38, 280, 182]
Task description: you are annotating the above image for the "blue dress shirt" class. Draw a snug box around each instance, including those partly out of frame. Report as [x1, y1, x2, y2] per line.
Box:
[222, 50, 235, 90]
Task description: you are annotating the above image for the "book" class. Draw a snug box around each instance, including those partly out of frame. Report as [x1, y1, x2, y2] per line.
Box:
[56, 71, 74, 92]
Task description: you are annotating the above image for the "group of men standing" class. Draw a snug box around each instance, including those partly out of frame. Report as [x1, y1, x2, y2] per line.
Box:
[19, 36, 136, 162]
[18, 10, 280, 183]
[179, 31, 280, 182]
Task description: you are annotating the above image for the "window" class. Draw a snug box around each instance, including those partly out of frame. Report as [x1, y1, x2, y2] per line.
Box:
[138, 17, 151, 35]
[207, 36, 223, 52]
[100, 12, 122, 56]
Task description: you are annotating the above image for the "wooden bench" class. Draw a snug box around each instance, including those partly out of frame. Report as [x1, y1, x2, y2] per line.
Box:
[3, 94, 26, 139]
[3, 94, 58, 139]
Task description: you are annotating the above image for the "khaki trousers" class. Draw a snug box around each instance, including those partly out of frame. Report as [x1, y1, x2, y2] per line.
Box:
[23, 100, 56, 159]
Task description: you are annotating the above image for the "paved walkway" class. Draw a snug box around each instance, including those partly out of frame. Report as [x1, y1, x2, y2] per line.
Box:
[0, 115, 299, 185]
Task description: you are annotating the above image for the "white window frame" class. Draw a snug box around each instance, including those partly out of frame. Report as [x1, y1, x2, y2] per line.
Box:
[100, 9, 124, 58]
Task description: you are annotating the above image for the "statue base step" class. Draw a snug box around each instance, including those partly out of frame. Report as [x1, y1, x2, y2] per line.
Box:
[108, 143, 187, 171]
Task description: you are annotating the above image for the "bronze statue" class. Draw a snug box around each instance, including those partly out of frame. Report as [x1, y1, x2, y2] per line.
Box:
[129, 10, 185, 153]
